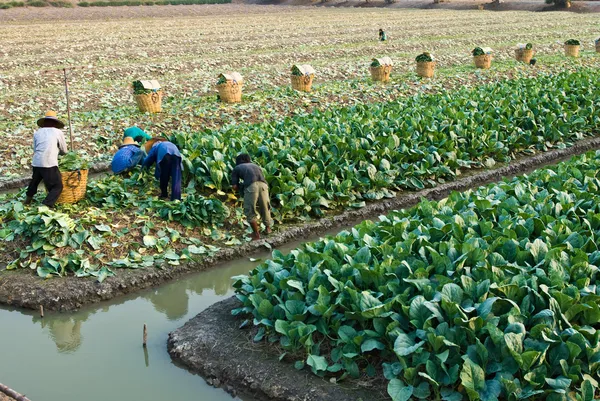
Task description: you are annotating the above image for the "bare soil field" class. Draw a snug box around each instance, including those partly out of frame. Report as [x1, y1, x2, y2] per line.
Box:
[0, 4, 599, 181]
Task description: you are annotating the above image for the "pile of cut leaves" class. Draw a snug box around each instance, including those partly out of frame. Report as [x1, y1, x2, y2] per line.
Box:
[233, 150, 600, 400]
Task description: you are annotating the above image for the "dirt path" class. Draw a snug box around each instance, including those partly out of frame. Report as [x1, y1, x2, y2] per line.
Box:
[3, 136, 600, 312]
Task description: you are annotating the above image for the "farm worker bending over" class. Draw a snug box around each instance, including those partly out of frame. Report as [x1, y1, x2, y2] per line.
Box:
[123, 126, 151, 143]
[379, 28, 387, 41]
[231, 153, 273, 241]
[111, 137, 145, 175]
[142, 137, 182, 201]
[25, 111, 68, 208]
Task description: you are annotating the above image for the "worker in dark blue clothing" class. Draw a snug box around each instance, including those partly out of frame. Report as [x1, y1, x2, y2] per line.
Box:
[142, 137, 182, 201]
[111, 137, 145, 175]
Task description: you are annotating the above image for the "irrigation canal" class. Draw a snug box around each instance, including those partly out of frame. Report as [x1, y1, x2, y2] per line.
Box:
[0, 228, 344, 401]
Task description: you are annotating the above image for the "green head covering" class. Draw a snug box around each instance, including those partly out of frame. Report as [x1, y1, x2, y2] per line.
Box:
[124, 127, 151, 143]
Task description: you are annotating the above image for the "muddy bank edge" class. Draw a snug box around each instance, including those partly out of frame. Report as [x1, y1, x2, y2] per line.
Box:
[168, 296, 381, 401]
[2, 137, 600, 312]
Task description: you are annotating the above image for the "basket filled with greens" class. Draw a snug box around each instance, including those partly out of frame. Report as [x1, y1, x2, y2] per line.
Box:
[564, 39, 581, 57]
[216, 72, 243, 103]
[369, 57, 393, 82]
[515, 43, 534, 63]
[472, 46, 493, 69]
[290, 64, 315, 92]
[56, 152, 90, 204]
[132, 80, 163, 113]
[415, 52, 435, 78]
[596, 37, 600, 53]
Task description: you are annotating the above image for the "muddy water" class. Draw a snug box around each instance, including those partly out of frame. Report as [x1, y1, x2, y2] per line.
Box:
[0, 228, 349, 401]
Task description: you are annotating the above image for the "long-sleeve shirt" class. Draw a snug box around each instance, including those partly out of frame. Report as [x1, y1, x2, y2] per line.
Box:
[111, 145, 145, 174]
[32, 127, 68, 168]
[231, 163, 267, 191]
[142, 141, 182, 179]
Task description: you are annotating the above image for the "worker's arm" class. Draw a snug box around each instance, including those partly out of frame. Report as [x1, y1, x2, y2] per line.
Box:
[57, 130, 68, 155]
[142, 146, 157, 168]
[231, 166, 240, 191]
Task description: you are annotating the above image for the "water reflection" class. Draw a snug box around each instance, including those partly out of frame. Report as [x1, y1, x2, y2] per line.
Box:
[26, 253, 267, 352]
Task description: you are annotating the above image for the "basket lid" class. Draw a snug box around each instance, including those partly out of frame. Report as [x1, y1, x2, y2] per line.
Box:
[138, 80, 161, 90]
[219, 72, 243, 83]
[372, 57, 393, 66]
[291, 64, 315, 75]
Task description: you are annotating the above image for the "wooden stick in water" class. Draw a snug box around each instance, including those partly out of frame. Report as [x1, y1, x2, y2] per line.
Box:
[0, 382, 33, 401]
[143, 323, 148, 347]
[39, 305, 44, 318]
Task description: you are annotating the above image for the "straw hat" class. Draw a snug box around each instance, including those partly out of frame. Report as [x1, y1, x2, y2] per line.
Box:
[144, 137, 168, 153]
[37, 111, 65, 129]
[121, 137, 138, 147]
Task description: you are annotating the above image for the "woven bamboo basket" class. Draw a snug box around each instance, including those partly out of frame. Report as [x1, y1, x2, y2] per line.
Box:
[473, 54, 492, 69]
[370, 65, 392, 82]
[564, 44, 580, 57]
[134, 92, 163, 113]
[416, 61, 435, 78]
[291, 74, 314, 92]
[217, 82, 243, 103]
[515, 49, 534, 63]
[56, 169, 88, 204]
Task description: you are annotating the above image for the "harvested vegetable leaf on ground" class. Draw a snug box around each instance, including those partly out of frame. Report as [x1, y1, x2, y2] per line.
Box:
[59, 152, 89, 171]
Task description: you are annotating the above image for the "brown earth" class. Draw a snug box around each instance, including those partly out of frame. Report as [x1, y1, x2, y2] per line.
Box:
[169, 296, 383, 401]
[3, 135, 600, 312]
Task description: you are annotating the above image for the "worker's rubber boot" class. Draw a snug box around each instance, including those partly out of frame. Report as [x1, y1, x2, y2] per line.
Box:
[250, 221, 261, 241]
[265, 226, 272, 235]
[24, 196, 33, 205]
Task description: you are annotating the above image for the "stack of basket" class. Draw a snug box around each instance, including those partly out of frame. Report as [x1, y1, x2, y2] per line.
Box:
[56, 169, 89, 204]
[370, 57, 393, 82]
[133, 80, 163, 113]
[217, 72, 243, 103]
[514, 44, 534, 63]
[291, 65, 316, 92]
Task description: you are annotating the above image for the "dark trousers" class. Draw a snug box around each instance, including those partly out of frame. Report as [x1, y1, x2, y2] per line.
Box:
[26, 166, 63, 207]
[159, 154, 182, 201]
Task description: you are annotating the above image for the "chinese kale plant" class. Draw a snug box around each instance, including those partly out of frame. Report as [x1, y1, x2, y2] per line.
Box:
[234, 151, 600, 401]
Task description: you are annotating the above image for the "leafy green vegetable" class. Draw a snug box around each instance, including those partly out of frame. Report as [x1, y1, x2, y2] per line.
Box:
[59, 152, 89, 171]
[415, 52, 433, 62]
[233, 150, 600, 401]
[565, 39, 580, 45]
[471, 47, 485, 56]
[132, 80, 157, 95]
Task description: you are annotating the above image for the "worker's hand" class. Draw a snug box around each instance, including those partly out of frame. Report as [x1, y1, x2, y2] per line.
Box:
[232, 185, 239, 191]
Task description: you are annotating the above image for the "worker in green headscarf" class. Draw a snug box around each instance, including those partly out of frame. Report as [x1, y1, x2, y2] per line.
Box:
[123, 126, 151, 143]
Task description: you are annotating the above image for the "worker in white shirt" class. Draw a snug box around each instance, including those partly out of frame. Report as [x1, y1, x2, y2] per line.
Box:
[25, 111, 69, 208]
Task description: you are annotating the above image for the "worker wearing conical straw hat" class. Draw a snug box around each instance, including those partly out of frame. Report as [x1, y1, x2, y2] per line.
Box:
[25, 111, 68, 208]
[142, 137, 183, 201]
[111, 136, 145, 175]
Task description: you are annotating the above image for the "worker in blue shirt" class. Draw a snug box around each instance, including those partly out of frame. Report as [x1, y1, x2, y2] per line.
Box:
[142, 137, 182, 201]
[111, 137, 145, 175]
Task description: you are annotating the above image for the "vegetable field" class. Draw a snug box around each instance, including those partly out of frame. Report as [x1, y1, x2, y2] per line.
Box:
[1, 5, 599, 181]
[233, 150, 600, 401]
[1, 67, 598, 279]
